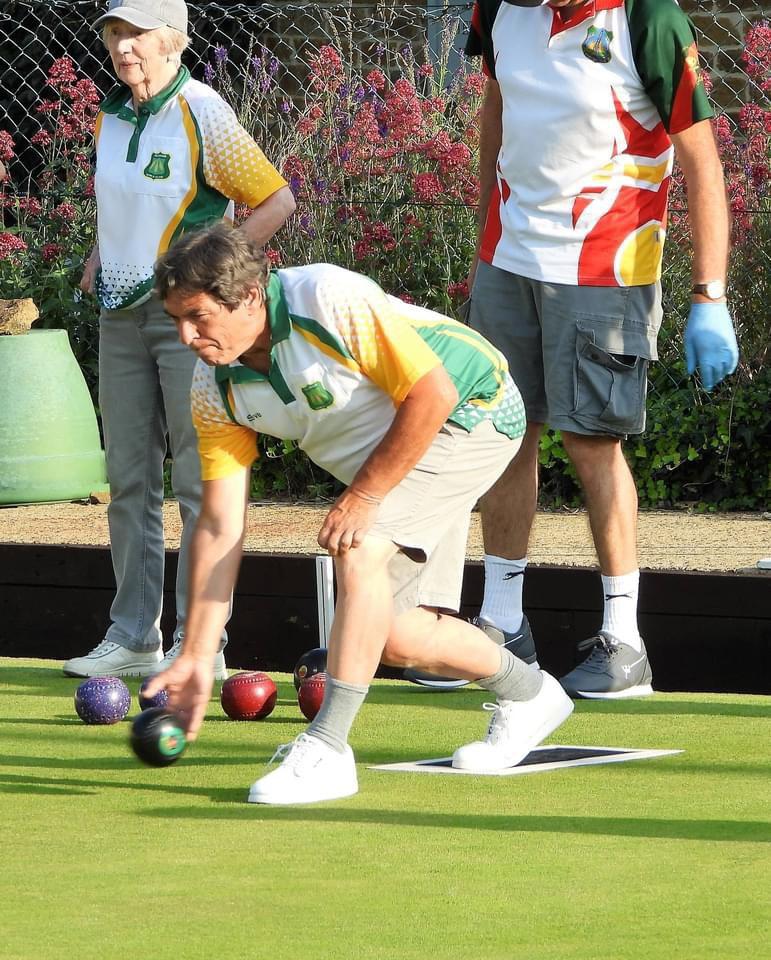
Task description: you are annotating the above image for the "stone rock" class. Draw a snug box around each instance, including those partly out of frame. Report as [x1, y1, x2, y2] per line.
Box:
[0, 298, 39, 335]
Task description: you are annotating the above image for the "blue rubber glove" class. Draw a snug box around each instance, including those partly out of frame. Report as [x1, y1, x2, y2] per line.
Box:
[684, 301, 739, 392]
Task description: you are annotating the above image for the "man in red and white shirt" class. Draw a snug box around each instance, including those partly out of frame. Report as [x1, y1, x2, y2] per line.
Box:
[413, 0, 738, 697]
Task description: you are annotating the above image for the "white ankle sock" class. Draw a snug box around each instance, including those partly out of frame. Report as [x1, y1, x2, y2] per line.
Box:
[480, 554, 528, 634]
[601, 570, 641, 651]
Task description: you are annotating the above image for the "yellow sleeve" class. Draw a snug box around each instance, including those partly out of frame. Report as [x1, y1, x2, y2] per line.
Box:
[191, 375, 258, 481]
[198, 97, 287, 207]
[320, 275, 441, 403]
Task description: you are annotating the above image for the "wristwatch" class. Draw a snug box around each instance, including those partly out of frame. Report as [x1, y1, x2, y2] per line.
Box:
[691, 280, 726, 300]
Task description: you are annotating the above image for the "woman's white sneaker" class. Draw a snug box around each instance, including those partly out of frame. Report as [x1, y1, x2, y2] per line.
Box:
[62, 639, 162, 677]
[452, 672, 574, 772]
[248, 733, 358, 805]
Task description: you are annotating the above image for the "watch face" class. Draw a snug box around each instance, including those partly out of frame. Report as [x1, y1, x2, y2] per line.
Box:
[705, 281, 725, 299]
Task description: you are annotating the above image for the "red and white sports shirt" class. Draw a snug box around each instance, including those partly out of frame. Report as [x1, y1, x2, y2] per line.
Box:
[467, 0, 714, 286]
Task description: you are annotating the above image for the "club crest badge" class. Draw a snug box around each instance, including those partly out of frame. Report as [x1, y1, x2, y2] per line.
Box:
[582, 26, 613, 64]
[302, 381, 335, 410]
[143, 152, 172, 180]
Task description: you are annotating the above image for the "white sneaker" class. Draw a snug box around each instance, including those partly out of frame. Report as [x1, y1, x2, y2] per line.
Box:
[156, 636, 228, 680]
[62, 639, 162, 678]
[452, 672, 574, 772]
[247, 733, 358, 805]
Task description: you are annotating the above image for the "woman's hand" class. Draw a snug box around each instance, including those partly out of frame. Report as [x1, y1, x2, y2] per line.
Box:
[79, 245, 100, 295]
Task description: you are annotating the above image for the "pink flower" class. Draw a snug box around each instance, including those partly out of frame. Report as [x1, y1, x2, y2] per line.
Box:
[52, 201, 77, 222]
[421, 96, 446, 115]
[265, 247, 281, 267]
[738, 103, 770, 136]
[462, 72, 486, 98]
[712, 115, 734, 151]
[412, 172, 443, 202]
[381, 78, 425, 142]
[48, 57, 78, 93]
[41, 242, 62, 262]
[353, 237, 373, 261]
[447, 280, 469, 301]
[309, 44, 344, 91]
[0, 131, 15, 162]
[31, 129, 52, 147]
[742, 22, 771, 83]
[417, 63, 434, 79]
[0, 232, 28, 260]
[296, 104, 324, 137]
[36, 100, 60, 115]
[365, 69, 386, 92]
[17, 197, 43, 216]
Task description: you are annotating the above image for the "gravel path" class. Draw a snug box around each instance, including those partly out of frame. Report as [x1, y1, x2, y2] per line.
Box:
[1, 501, 769, 573]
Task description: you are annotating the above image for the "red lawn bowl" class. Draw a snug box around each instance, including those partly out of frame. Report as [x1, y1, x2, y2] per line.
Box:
[298, 672, 327, 722]
[220, 671, 277, 721]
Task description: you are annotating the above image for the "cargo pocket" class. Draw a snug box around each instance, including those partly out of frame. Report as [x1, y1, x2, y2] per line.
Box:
[572, 324, 649, 436]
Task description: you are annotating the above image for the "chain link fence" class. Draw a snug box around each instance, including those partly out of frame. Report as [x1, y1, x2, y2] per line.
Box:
[1, 1, 769, 507]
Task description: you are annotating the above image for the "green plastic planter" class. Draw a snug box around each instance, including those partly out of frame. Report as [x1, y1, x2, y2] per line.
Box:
[0, 330, 107, 504]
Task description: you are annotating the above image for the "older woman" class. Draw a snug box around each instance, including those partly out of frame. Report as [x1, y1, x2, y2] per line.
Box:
[63, 0, 295, 679]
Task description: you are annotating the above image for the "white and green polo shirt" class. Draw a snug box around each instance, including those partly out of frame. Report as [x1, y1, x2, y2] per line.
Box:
[467, 0, 713, 286]
[93, 67, 286, 311]
[190, 264, 526, 485]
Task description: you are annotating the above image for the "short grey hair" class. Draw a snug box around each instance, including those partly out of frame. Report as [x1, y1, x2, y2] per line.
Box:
[101, 23, 189, 63]
[155, 222, 271, 308]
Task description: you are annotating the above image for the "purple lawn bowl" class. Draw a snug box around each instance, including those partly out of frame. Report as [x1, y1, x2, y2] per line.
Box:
[138, 678, 169, 711]
[74, 676, 131, 725]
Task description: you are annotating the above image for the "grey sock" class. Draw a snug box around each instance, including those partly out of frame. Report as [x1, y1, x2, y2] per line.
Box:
[308, 676, 369, 753]
[478, 647, 543, 702]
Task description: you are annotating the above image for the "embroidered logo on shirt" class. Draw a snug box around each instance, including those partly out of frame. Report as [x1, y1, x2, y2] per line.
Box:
[582, 27, 613, 64]
[143, 152, 172, 180]
[301, 381, 335, 410]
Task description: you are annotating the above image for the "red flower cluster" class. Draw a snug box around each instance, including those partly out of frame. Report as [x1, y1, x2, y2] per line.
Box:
[413, 172, 443, 202]
[742, 21, 771, 93]
[0, 232, 28, 261]
[447, 279, 469, 301]
[52, 201, 77, 222]
[0, 131, 14, 163]
[462, 73, 486, 99]
[34, 58, 100, 148]
[40, 242, 62, 262]
[353, 220, 397, 261]
[365, 69, 386, 92]
[309, 44, 344, 91]
[382, 78, 426, 142]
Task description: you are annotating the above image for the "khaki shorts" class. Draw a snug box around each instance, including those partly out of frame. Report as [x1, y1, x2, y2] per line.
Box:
[469, 261, 663, 438]
[369, 419, 520, 616]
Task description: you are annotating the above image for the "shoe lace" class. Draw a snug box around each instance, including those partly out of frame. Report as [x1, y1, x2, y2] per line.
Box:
[575, 635, 617, 672]
[89, 638, 120, 657]
[268, 733, 319, 771]
[481, 701, 512, 743]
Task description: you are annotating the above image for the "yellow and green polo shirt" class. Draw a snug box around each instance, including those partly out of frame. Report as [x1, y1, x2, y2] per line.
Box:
[467, 0, 714, 286]
[191, 264, 526, 484]
[93, 67, 286, 310]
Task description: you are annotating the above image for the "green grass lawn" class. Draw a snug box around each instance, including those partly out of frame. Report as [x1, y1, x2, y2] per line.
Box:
[1, 658, 769, 960]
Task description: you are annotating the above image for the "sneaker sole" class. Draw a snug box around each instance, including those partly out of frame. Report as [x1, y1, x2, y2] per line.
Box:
[452, 682, 574, 772]
[404, 675, 471, 689]
[62, 663, 161, 678]
[572, 683, 654, 700]
[247, 782, 358, 805]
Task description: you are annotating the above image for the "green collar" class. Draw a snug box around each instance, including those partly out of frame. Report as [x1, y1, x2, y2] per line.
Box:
[213, 273, 295, 405]
[264, 271, 291, 345]
[100, 65, 190, 117]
